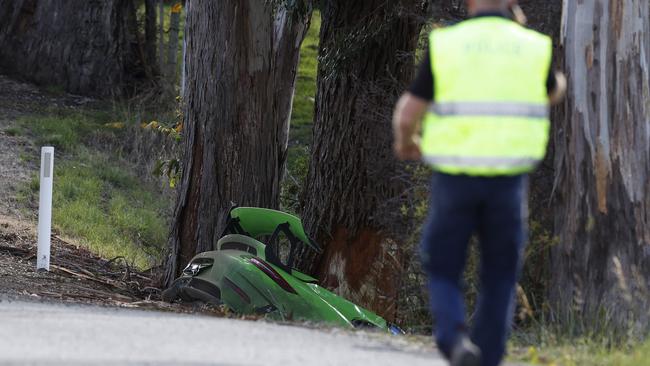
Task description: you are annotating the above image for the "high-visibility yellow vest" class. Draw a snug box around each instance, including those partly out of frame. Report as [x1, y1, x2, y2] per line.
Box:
[421, 17, 552, 176]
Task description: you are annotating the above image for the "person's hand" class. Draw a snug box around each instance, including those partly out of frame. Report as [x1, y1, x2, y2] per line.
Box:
[392, 93, 428, 161]
[394, 136, 422, 161]
[549, 71, 567, 105]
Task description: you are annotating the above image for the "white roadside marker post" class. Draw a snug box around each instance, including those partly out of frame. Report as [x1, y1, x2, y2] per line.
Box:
[37, 146, 54, 271]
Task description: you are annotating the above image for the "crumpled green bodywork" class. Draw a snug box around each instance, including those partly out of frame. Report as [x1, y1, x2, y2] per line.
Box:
[163, 207, 400, 333]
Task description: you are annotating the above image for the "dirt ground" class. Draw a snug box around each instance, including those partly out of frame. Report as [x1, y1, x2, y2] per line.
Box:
[0, 73, 131, 305]
[0, 215, 224, 314]
[0, 217, 145, 303]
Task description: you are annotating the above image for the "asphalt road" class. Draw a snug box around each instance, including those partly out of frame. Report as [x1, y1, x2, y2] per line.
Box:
[0, 299, 443, 366]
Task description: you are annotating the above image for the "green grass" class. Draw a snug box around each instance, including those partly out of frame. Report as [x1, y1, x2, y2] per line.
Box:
[17, 114, 95, 152]
[17, 112, 169, 269]
[508, 313, 650, 366]
[4, 126, 21, 136]
[43, 84, 66, 96]
[282, 11, 320, 213]
[290, 10, 321, 146]
[53, 153, 167, 268]
[509, 337, 650, 365]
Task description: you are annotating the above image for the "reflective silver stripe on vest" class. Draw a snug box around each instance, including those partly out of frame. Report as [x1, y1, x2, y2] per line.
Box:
[423, 155, 540, 168]
[429, 102, 549, 118]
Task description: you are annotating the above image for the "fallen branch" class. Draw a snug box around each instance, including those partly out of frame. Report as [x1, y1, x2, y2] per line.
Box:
[51, 264, 124, 290]
[0, 244, 31, 256]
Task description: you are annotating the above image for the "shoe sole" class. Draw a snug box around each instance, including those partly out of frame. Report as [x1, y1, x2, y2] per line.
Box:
[453, 351, 480, 366]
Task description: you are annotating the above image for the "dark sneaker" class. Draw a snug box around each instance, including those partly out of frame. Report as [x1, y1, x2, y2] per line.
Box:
[450, 336, 481, 366]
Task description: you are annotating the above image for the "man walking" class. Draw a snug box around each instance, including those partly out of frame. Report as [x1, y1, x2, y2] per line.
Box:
[392, 1, 565, 365]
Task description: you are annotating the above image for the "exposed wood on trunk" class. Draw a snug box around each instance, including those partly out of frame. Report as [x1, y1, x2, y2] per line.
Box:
[550, 0, 650, 332]
[163, 0, 312, 286]
[300, 0, 426, 320]
[0, 0, 146, 97]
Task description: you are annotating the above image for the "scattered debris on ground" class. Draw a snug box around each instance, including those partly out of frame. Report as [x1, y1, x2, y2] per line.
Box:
[0, 216, 226, 316]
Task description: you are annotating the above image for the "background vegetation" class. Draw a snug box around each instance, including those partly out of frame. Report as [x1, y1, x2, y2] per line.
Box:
[2, 2, 648, 365]
[15, 110, 170, 269]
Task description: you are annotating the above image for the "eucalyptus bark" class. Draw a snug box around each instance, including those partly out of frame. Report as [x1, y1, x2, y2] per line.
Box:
[164, 1, 312, 285]
[550, 0, 650, 332]
[300, 0, 425, 320]
[0, 0, 145, 97]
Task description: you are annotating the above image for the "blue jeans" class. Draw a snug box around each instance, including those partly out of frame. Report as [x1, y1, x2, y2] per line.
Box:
[420, 173, 527, 366]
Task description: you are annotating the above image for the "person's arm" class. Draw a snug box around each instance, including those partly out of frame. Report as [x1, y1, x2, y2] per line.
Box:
[548, 71, 567, 105]
[393, 93, 429, 161]
[394, 51, 434, 161]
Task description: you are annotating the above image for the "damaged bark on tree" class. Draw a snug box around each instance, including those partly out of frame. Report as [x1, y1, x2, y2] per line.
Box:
[163, 0, 312, 286]
[550, 0, 650, 332]
[299, 0, 426, 320]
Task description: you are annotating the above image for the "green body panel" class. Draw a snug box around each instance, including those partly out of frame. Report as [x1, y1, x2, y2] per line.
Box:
[230, 207, 320, 251]
[187, 242, 388, 330]
[165, 208, 397, 333]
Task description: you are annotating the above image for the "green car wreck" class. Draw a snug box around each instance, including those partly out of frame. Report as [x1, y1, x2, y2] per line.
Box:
[162, 207, 402, 334]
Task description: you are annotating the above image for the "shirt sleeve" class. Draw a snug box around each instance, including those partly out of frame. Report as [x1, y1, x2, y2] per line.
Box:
[407, 51, 434, 101]
[545, 45, 558, 94]
[546, 69, 557, 95]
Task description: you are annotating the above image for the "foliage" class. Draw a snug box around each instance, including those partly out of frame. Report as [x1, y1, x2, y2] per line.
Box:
[135, 1, 185, 90]
[16, 111, 171, 269]
[143, 118, 182, 188]
[392, 163, 433, 333]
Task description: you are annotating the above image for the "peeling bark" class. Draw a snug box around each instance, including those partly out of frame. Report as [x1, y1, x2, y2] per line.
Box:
[164, 1, 312, 286]
[550, 0, 650, 332]
[0, 0, 145, 97]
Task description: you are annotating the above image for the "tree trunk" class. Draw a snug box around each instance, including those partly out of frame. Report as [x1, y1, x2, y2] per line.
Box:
[166, 3, 181, 82]
[158, 0, 165, 72]
[163, 0, 312, 286]
[181, 29, 187, 97]
[550, 0, 650, 332]
[514, 0, 564, 314]
[300, 0, 425, 320]
[0, 0, 145, 97]
[432, 0, 563, 32]
[145, 0, 158, 75]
